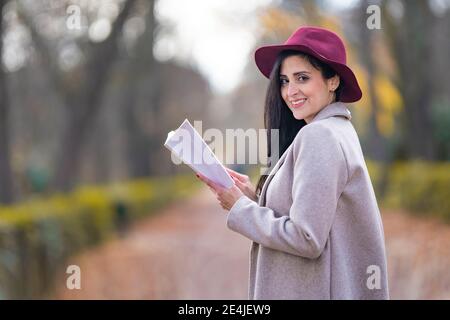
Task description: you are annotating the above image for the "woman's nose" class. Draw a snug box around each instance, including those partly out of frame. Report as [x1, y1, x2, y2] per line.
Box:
[287, 83, 299, 97]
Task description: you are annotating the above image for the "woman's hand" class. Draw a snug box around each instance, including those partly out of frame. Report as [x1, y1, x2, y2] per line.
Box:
[196, 173, 244, 211]
[225, 168, 258, 202]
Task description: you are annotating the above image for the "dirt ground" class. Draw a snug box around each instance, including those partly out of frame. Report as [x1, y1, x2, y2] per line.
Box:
[53, 188, 450, 300]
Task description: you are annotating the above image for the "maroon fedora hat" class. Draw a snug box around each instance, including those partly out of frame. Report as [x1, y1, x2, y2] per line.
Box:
[255, 26, 362, 103]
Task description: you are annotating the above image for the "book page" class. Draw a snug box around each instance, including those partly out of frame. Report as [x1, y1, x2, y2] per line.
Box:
[164, 119, 234, 189]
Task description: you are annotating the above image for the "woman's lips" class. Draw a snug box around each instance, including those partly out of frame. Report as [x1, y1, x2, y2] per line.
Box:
[291, 98, 307, 109]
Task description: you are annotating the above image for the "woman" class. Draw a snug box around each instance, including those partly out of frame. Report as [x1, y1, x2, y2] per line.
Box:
[197, 26, 389, 300]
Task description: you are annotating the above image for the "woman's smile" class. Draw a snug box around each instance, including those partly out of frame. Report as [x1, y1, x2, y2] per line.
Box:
[280, 55, 339, 123]
[290, 98, 307, 108]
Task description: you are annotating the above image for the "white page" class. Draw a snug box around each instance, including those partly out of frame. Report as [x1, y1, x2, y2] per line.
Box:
[164, 119, 234, 189]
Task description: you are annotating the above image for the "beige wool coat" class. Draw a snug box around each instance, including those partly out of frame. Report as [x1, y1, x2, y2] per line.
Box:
[227, 102, 389, 300]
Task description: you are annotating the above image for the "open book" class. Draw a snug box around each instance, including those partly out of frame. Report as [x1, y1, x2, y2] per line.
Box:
[164, 119, 234, 189]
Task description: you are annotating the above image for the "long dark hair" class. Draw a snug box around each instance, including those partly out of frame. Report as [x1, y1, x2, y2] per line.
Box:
[255, 50, 343, 197]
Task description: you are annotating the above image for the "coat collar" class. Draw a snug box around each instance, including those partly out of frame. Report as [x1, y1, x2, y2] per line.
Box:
[258, 149, 290, 205]
[257, 102, 351, 206]
[310, 102, 352, 123]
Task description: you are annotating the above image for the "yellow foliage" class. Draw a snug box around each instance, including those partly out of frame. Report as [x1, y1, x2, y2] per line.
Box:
[260, 8, 304, 39]
[366, 160, 450, 221]
[374, 74, 403, 136]
[350, 66, 371, 135]
[350, 69, 403, 137]
[374, 74, 402, 112]
[0, 175, 199, 299]
[353, 65, 370, 109]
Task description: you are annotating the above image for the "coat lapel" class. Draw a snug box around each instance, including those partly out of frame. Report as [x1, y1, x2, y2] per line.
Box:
[258, 102, 352, 206]
[258, 144, 292, 205]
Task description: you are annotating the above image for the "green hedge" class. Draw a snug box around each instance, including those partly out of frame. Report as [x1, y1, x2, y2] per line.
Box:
[0, 175, 198, 299]
[366, 161, 450, 221]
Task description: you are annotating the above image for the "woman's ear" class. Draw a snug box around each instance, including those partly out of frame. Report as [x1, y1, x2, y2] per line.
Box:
[328, 75, 340, 92]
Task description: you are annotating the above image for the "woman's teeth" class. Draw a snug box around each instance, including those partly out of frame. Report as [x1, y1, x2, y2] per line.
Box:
[291, 98, 307, 107]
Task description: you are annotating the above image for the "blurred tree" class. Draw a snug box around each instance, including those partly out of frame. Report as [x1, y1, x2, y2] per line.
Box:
[260, 3, 304, 40]
[383, 0, 438, 160]
[354, 0, 387, 162]
[18, 0, 137, 191]
[0, 0, 15, 203]
[120, 0, 160, 178]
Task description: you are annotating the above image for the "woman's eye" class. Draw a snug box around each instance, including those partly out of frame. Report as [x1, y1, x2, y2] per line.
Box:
[280, 76, 308, 85]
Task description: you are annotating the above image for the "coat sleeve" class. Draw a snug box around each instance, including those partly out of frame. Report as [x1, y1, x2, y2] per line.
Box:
[226, 123, 348, 259]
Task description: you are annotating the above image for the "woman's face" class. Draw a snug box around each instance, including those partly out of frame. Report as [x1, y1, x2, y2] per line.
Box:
[280, 55, 339, 123]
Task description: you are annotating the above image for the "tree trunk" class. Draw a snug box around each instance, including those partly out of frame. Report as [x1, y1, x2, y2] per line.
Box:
[356, 0, 388, 162]
[384, 0, 436, 160]
[122, 0, 161, 178]
[52, 0, 137, 191]
[0, 0, 15, 203]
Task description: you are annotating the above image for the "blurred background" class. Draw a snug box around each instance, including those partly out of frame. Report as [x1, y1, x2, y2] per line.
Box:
[0, 0, 449, 299]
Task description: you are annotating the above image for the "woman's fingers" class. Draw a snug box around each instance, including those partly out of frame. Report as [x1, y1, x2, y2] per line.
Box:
[196, 173, 243, 211]
[225, 168, 248, 182]
[233, 177, 243, 188]
[196, 173, 211, 188]
[231, 176, 257, 201]
[234, 177, 248, 190]
[197, 173, 211, 185]
[231, 177, 243, 190]
[232, 177, 246, 194]
[226, 167, 243, 179]
[207, 179, 222, 192]
[197, 173, 223, 193]
[196, 173, 207, 184]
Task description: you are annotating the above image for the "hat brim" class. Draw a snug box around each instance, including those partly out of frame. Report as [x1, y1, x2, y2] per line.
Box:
[255, 44, 362, 103]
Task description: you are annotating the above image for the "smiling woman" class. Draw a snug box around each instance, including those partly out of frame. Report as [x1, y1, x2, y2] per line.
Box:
[197, 26, 389, 300]
[279, 51, 341, 123]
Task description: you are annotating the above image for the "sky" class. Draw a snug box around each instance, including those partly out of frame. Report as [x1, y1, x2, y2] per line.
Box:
[154, 0, 273, 94]
[154, 0, 360, 94]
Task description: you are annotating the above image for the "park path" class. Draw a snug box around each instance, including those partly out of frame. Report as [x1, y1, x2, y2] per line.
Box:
[54, 188, 250, 299]
[53, 188, 450, 299]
